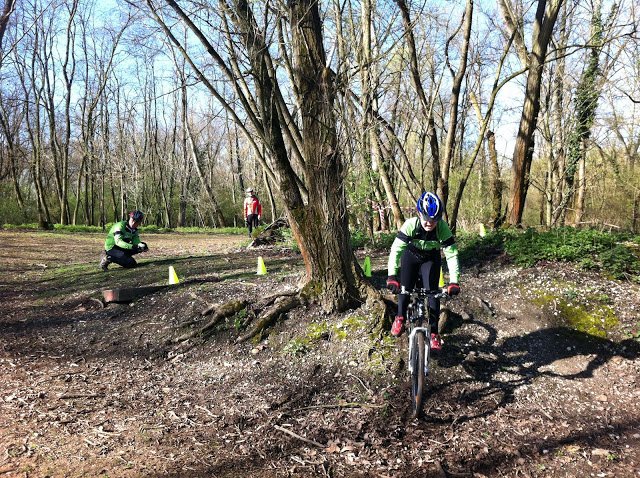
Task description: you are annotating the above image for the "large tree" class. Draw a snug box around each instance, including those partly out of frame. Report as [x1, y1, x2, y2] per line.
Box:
[502, 0, 563, 225]
[147, 0, 362, 311]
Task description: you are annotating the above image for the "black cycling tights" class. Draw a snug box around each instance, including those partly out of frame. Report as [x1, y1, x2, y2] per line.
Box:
[397, 248, 442, 328]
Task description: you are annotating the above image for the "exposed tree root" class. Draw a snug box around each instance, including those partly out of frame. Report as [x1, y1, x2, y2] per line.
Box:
[235, 293, 303, 343]
[175, 270, 392, 347]
[174, 299, 248, 343]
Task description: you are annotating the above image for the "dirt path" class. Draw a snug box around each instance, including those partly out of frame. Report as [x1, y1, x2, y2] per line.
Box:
[0, 231, 639, 477]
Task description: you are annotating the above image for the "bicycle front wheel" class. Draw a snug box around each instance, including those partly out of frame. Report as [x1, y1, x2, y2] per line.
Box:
[410, 330, 426, 418]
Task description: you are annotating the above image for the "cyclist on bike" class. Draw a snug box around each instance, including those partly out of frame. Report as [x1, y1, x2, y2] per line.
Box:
[386, 192, 460, 350]
[99, 210, 149, 271]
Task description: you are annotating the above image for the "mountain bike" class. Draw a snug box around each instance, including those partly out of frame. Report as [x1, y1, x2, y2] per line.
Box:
[403, 286, 450, 418]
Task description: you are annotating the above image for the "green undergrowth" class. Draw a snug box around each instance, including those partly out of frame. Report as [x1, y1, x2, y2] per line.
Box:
[275, 228, 397, 252]
[458, 227, 640, 282]
[350, 230, 396, 250]
[350, 226, 640, 281]
[282, 316, 366, 356]
[278, 228, 395, 251]
[173, 226, 246, 235]
[457, 230, 510, 264]
[529, 287, 619, 338]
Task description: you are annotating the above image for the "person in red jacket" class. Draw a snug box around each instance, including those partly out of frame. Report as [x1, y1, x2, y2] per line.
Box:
[243, 188, 262, 237]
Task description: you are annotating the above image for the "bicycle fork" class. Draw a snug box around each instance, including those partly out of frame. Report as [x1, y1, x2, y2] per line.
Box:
[408, 326, 431, 376]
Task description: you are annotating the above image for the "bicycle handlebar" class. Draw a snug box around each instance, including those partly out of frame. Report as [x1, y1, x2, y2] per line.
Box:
[400, 286, 450, 300]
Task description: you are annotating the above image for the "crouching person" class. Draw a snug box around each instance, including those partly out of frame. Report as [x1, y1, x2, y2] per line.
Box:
[99, 210, 148, 271]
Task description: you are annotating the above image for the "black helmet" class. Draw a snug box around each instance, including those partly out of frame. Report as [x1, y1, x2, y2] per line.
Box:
[129, 210, 144, 222]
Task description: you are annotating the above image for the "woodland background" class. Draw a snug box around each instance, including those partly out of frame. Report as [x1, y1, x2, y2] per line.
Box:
[0, 0, 638, 234]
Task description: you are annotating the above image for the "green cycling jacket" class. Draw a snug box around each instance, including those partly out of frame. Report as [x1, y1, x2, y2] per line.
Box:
[387, 217, 460, 283]
[104, 220, 141, 251]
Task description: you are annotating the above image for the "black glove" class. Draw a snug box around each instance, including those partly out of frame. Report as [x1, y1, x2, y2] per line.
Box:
[447, 283, 460, 296]
[386, 275, 400, 294]
[138, 242, 148, 252]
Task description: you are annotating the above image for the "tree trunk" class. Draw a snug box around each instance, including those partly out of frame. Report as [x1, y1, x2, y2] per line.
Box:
[573, 150, 586, 224]
[438, 0, 473, 210]
[0, 102, 24, 208]
[361, 0, 403, 229]
[287, 0, 360, 311]
[487, 131, 504, 228]
[158, 0, 362, 311]
[633, 191, 639, 234]
[262, 168, 277, 223]
[17, 43, 51, 227]
[395, 0, 440, 192]
[548, 1, 568, 226]
[508, 0, 563, 226]
[0, 0, 16, 51]
[185, 120, 226, 227]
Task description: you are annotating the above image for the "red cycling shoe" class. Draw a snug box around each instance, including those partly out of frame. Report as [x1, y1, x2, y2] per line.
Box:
[430, 333, 443, 351]
[391, 316, 406, 337]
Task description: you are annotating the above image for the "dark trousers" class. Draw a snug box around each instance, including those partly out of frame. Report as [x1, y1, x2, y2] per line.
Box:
[246, 214, 259, 235]
[397, 248, 442, 330]
[106, 246, 140, 268]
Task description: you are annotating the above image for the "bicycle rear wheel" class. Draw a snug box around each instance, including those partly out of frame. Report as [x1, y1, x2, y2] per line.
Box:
[410, 330, 426, 418]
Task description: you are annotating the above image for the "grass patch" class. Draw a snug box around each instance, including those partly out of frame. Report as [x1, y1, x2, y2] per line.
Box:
[173, 226, 246, 235]
[37, 263, 113, 299]
[282, 321, 330, 357]
[2, 223, 248, 235]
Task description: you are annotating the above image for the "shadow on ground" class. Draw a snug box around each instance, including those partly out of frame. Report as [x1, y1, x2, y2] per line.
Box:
[427, 312, 640, 424]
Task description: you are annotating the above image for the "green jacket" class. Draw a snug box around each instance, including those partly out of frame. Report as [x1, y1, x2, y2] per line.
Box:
[104, 220, 141, 251]
[387, 217, 460, 283]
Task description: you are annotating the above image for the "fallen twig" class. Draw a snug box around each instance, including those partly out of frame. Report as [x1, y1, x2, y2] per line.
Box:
[274, 424, 325, 448]
[58, 393, 102, 400]
[434, 460, 447, 478]
[194, 404, 219, 418]
[348, 372, 373, 395]
[293, 402, 385, 412]
[89, 297, 105, 309]
[200, 303, 217, 316]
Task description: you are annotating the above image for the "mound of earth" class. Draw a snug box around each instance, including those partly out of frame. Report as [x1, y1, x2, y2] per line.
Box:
[0, 230, 639, 477]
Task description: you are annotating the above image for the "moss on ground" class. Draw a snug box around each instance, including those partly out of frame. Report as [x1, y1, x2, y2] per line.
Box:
[366, 335, 397, 375]
[530, 290, 619, 338]
[282, 313, 397, 376]
[332, 314, 368, 340]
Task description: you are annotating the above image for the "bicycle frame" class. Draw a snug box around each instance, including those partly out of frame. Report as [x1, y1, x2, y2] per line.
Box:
[402, 286, 449, 417]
